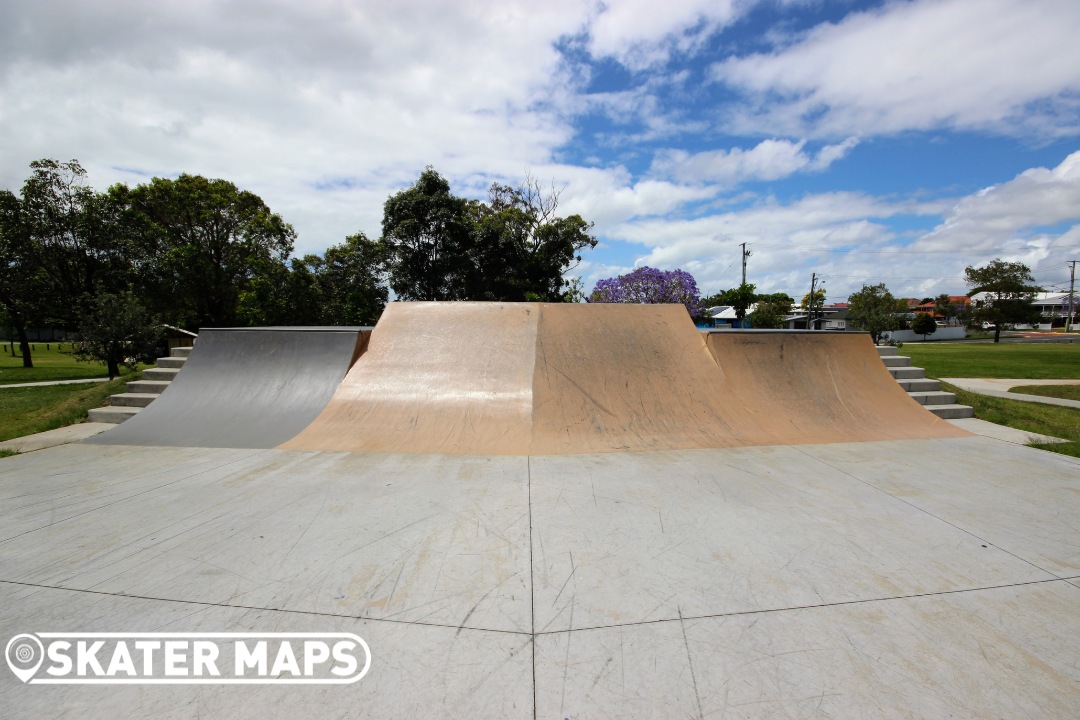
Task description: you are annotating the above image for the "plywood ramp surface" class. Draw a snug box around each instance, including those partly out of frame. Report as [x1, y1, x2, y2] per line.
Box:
[280, 303, 967, 455]
[704, 332, 970, 445]
[280, 303, 538, 454]
[89, 327, 369, 449]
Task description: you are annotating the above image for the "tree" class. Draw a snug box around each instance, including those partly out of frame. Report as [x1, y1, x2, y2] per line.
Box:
[0, 190, 44, 367]
[306, 233, 388, 325]
[379, 168, 474, 301]
[74, 291, 162, 379]
[466, 176, 596, 301]
[234, 260, 291, 326]
[801, 286, 827, 329]
[699, 292, 724, 309]
[379, 169, 596, 302]
[588, 266, 704, 316]
[120, 174, 295, 328]
[561, 276, 587, 303]
[750, 293, 793, 329]
[847, 283, 908, 344]
[719, 283, 757, 324]
[19, 160, 134, 326]
[911, 313, 937, 340]
[934, 293, 957, 325]
[965, 259, 1041, 343]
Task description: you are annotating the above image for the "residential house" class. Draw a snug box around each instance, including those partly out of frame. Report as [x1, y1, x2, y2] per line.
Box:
[970, 290, 1077, 329]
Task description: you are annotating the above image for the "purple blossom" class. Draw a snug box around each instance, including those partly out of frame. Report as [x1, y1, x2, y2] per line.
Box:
[588, 266, 704, 316]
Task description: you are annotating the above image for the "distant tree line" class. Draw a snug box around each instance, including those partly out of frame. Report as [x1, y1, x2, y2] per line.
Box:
[589, 259, 1042, 343]
[0, 160, 596, 373]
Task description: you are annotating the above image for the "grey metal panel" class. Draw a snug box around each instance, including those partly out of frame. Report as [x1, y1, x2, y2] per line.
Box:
[88, 327, 368, 448]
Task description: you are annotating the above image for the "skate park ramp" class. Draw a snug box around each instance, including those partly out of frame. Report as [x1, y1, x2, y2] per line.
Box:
[89, 327, 369, 449]
[703, 330, 969, 445]
[280, 302, 967, 454]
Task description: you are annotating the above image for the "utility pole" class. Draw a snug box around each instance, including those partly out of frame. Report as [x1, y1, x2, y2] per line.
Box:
[740, 242, 751, 286]
[1067, 260, 1078, 333]
[807, 272, 817, 331]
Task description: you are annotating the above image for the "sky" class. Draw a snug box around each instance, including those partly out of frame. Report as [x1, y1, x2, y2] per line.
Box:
[2, 0, 1080, 304]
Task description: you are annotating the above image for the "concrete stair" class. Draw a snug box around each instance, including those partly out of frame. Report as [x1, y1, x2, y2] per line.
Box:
[876, 346, 974, 419]
[88, 345, 193, 424]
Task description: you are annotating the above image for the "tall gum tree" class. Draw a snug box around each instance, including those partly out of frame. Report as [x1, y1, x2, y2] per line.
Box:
[119, 174, 295, 328]
[379, 168, 596, 302]
[0, 190, 40, 367]
[379, 168, 473, 301]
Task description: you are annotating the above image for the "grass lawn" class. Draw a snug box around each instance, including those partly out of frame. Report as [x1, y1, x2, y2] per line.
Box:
[0, 377, 130, 442]
[1008, 384, 1080, 402]
[898, 343, 1080, 379]
[0, 342, 120, 384]
[943, 382, 1080, 459]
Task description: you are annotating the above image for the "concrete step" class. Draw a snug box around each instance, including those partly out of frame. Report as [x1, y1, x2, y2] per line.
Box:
[126, 380, 171, 395]
[108, 392, 160, 408]
[880, 356, 911, 367]
[907, 391, 957, 406]
[924, 404, 975, 419]
[141, 367, 181, 382]
[155, 356, 187, 369]
[875, 346, 895, 356]
[87, 406, 141, 424]
[896, 378, 941, 392]
[888, 366, 926, 379]
[171, 346, 194, 358]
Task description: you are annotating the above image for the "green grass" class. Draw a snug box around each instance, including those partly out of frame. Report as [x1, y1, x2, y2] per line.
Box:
[0, 342, 117, 384]
[898, 343, 1080, 379]
[0, 449, 17, 458]
[0, 377, 131, 441]
[1007, 384, 1080, 401]
[943, 382, 1080, 459]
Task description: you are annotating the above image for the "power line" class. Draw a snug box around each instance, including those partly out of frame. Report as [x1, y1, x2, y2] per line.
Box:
[751, 243, 1080, 256]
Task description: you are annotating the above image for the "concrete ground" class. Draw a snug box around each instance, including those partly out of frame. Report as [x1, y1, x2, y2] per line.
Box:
[0, 422, 112, 454]
[1, 435, 1078, 718]
[943, 377, 1080, 409]
[947, 417, 1067, 445]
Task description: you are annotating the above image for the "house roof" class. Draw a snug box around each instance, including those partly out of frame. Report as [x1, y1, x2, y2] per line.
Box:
[706, 305, 739, 320]
[969, 291, 1073, 305]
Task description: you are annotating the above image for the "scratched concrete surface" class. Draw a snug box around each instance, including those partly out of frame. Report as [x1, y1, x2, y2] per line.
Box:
[1, 438, 1079, 717]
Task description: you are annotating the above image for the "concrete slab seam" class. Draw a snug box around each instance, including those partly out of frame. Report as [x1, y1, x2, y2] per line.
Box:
[677, 606, 705, 720]
[527, 455, 537, 720]
[2, 576, 1071, 639]
[525, 576, 1073, 637]
[790, 445, 1063, 580]
[0, 579, 530, 638]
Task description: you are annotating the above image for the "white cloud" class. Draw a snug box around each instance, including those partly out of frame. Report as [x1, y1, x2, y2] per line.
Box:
[3, 0, 1078, 305]
[524, 164, 719, 227]
[587, 0, 749, 69]
[591, 153, 1080, 299]
[711, 0, 1080, 138]
[651, 137, 859, 184]
[916, 151, 1080, 281]
[0, 0, 591, 253]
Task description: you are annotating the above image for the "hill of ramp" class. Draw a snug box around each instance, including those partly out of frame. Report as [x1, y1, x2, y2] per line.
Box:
[279, 303, 966, 454]
[703, 331, 968, 445]
[89, 327, 369, 449]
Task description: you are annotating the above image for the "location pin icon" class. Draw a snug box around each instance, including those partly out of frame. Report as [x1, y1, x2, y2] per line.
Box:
[6, 634, 44, 683]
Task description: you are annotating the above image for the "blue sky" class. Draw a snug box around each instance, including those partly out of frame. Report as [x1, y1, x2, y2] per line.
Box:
[2, 0, 1080, 303]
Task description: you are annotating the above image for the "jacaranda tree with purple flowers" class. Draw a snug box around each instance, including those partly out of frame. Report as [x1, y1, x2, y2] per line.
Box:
[588, 266, 704, 317]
